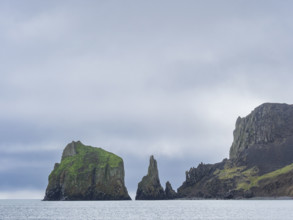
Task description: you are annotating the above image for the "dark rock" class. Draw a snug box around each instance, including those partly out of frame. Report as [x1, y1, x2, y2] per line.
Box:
[165, 181, 177, 199]
[243, 190, 254, 198]
[177, 160, 228, 198]
[44, 141, 131, 200]
[184, 162, 215, 186]
[178, 103, 293, 199]
[230, 103, 293, 173]
[250, 169, 293, 197]
[135, 155, 166, 200]
[224, 190, 236, 199]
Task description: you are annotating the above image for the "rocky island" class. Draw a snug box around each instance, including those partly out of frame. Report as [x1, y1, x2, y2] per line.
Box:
[44, 141, 131, 200]
[177, 103, 293, 199]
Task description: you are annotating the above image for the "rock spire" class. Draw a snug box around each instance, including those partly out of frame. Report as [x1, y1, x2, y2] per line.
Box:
[135, 155, 166, 200]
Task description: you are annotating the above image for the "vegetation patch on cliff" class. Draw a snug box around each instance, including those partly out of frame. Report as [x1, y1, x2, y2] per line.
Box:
[49, 142, 123, 183]
[214, 166, 246, 180]
[237, 163, 293, 190]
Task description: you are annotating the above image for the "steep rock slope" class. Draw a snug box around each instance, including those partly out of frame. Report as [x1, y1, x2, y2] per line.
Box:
[178, 103, 293, 199]
[44, 141, 131, 200]
[230, 103, 293, 173]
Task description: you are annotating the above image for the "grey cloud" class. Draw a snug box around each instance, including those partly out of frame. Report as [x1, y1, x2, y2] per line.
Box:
[1, 0, 293, 197]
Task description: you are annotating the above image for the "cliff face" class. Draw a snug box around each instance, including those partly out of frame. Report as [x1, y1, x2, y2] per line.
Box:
[230, 103, 293, 159]
[230, 103, 293, 173]
[178, 103, 293, 199]
[135, 155, 166, 200]
[177, 160, 232, 198]
[44, 141, 131, 200]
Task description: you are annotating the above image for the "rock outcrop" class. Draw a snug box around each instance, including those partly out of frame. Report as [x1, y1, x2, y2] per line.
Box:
[44, 141, 131, 200]
[230, 103, 293, 173]
[178, 103, 293, 199]
[165, 181, 177, 199]
[177, 160, 230, 199]
[135, 155, 166, 200]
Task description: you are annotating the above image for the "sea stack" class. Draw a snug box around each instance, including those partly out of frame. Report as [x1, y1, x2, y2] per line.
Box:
[135, 155, 166, 200]
[44, 141, 131, 200]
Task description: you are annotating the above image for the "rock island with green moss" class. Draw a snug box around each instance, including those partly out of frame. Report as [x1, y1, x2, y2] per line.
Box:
[44, 141, 131, 200]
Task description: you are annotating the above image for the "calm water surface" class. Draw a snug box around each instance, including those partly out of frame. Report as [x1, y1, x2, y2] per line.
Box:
[0, 199, 292, 220]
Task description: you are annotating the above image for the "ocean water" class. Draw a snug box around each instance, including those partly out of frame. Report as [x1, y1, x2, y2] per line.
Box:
[0, 199, 293, 220]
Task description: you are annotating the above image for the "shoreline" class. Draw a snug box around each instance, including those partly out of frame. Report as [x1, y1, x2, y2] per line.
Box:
[175, 196, 293, 200]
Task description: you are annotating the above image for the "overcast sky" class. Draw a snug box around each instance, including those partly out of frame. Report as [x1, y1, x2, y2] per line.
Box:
[1, 0, 293, 199]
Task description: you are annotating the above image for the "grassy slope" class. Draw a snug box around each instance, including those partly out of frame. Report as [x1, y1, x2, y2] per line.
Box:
[214, 163, 293, 191]
[49, 142, 122, 181]
[237, 163, 293, 190]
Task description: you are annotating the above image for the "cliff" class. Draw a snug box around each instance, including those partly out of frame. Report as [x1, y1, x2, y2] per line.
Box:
[44, 141, 131, 200]
[230, 103, 293, 173]
[135, 155, 166, 200]
[178, 103, 293, 199]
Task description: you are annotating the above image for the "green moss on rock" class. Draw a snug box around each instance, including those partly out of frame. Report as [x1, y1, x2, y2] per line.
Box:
[237, 163, 293, 190]
[44, 141, 131, 201]
[214, 166, 246, 180]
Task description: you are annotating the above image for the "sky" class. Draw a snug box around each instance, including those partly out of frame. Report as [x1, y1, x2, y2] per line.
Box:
[1, 0, 293, 199]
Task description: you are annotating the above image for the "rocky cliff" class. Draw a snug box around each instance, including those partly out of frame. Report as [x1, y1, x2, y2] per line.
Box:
[178, 103, 293, 199]
[44, 141, 131, 200]
[230, 103, 293, 173]
[135, 155, 166, 200]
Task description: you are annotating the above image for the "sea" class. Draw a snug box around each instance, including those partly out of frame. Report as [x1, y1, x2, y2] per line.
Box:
[0, 199, 293, 220]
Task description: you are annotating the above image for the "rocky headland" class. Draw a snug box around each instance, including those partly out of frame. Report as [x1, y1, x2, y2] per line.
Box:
[44, 141, 131, 200]
[177, 103, 293, 199]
